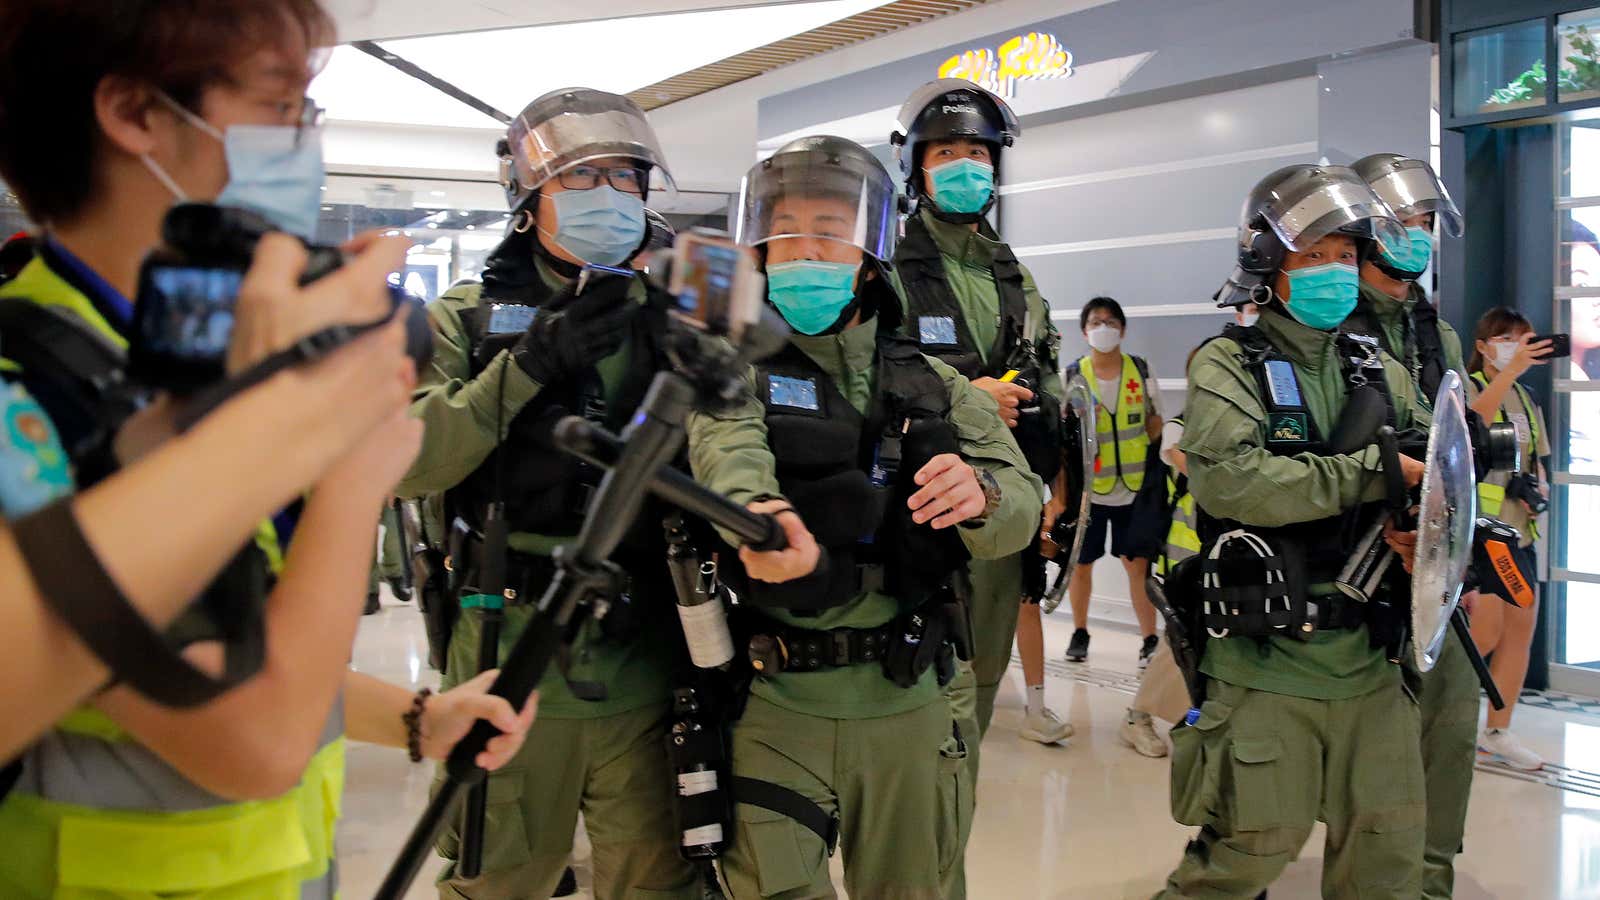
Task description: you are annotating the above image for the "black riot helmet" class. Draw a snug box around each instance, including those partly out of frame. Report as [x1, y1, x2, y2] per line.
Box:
[495, 87, 673, 219]
[1215, 164, 1407, 308]
[889, 79, 1019, 220]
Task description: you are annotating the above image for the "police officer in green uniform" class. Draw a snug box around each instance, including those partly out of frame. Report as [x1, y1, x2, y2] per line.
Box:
[1343, 153, 1476, 900]
[687, 135, 1042, 899]
[1157, 165, 1432, 899]
[397, 88, 698, 899]
[889, 80, 1071, 753]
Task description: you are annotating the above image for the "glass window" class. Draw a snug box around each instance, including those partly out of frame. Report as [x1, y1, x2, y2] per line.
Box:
[1558, 7, 1600, 105]
[1453, 19, 1549, 118]
[1564, 582, 1600, 666]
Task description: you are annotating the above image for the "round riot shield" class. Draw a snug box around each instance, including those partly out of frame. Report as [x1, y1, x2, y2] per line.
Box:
[1041, 377, 1097, 614]
[1412, 370, 1478, 671]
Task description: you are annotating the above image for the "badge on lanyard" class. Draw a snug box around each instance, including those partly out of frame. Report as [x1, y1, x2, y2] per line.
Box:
[768, 374, 820, 411]
[0, 382, 71, 517]
[918, 315, 958, 346]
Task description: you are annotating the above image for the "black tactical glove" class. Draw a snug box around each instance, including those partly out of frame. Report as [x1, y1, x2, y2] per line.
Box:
[512, 274, 636, 385]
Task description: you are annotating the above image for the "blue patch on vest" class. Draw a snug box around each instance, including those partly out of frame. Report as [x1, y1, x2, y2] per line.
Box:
[1263, 359, 1303, 409]
[768, 374, 820, 411]
[918, 315, 958, 346]
[487, 303, 537, 334]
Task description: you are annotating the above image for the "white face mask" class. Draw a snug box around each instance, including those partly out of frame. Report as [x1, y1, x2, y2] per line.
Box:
[1237, 311, 1260, 328]
[1086, 324, 1121, 353]
[1490, 339, 1518, 370]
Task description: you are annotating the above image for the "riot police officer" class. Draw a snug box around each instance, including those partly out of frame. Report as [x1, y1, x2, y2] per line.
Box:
[1157, 165, 1432, 899]
[687, 135, 1042, 898]
[1344, 153, 1477, 900]
[398, 88, 699, 899]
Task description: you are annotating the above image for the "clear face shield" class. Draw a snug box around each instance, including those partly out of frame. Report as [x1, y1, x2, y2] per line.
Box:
[501, 89, 675, 206]
[1258, 166, 1409, 256]
[735, 149, 899, 262]
[1366, 160, 1465, 238]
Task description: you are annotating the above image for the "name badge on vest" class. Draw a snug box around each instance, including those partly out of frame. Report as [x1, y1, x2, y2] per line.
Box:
[487, 303, 538, 335]
[768, 374, 820, 411]
[1263, 359, 1304, 409]
[918, 315, 958, 346]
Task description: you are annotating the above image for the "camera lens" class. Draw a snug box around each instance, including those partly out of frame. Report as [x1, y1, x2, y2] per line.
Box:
[1484, 421, 1520, 475]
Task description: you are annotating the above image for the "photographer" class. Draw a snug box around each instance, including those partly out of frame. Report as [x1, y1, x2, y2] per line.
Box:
[1466, 306, 1553, 772]
[0, 3, 533, 898]
[397, 89, 698, 899]
[688, 135, 1042, 898]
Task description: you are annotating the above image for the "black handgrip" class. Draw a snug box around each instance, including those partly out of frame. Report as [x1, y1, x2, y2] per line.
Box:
[556, 418, 786, 551]
[1376, 426, 1414, 530]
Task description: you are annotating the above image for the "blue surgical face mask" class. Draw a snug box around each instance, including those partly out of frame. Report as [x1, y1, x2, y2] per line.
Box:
[927, 158, 994, 215]
[1378, 225, 1434, 278]
[543, 185, 647, 267]
[147, 92, 325, 238]
[766, 260, 858, 335]
[1283, 262, 1360, 330]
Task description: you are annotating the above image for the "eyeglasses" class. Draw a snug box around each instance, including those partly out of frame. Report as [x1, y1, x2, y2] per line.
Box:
[557, 164, 647, 194]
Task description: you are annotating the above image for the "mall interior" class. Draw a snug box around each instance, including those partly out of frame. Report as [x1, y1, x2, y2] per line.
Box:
[7, 0, 1600, 898]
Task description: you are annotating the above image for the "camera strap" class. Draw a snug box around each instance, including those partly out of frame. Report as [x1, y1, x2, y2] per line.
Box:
[13, 498, 251, 707]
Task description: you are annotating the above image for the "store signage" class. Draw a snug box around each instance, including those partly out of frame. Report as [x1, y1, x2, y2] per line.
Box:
[937, 32, 1073, 98]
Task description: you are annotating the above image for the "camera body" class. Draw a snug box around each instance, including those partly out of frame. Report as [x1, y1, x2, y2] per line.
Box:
[1505, 470, 1548, 514]
[1466, 408, 1521, 482]
[130, 203, 432, 394]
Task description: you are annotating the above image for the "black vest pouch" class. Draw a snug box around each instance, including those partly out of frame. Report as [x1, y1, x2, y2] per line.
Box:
[1013, 389, 1063, 483]
[782, 469, 886, 548]
[883, 416, 971, 608]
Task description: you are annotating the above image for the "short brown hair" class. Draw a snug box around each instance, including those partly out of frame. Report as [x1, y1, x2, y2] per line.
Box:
[0, 1, 334, 225]
[1468, 305, 1533, 373]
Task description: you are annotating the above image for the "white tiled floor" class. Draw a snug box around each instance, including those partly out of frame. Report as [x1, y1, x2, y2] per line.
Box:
[339, 594, 1600, 899]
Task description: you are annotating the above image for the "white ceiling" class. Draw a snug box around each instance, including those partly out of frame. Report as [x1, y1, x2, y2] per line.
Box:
[312, 0, 884, 129]
[322, 0, 842, 42]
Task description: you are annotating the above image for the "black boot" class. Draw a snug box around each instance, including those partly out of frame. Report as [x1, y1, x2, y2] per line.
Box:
[552, 867, 578, 897]
[363, 592, 381, 616]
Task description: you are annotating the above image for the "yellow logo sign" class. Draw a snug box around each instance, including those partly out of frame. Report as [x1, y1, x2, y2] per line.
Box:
[938, 32, 1074, 98]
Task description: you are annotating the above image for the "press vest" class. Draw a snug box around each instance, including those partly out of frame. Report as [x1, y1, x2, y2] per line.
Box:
[719, 331, 965, 612]
[0, 256, 340, 900]
[1078, 353, 1151, 495]
[893, 213, 1029, 381]
[1158, 416, 1201, 577]
[1469, 370, 1542, 525]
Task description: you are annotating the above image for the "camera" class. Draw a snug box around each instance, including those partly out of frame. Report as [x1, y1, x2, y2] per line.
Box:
[1504, 471, 1548, 514]
[130, 203, 433, 394]
[1466, 408, 1520, 482]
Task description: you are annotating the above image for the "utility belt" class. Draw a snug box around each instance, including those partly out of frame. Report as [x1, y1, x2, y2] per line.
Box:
[1197, 529, 1374, 641]
[736, 578, 973, 688]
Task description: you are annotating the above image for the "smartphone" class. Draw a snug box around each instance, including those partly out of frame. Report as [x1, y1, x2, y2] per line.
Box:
[667, 230, 763, 342]
[1530, 333, 1572, 359]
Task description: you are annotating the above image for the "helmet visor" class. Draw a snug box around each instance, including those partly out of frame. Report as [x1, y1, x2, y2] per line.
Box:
[1367, 162, 1465, 238]
[506, 90, 674, 197]
[736, 148, 899, 261]
[1262, 167, 1407, 254]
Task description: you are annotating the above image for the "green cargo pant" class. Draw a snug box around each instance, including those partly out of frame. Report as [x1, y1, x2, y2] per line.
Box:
[1418, 634, 1481, 900]
[368, 504, 407, 596]
[968, 554, 1024, 737]
[1157, 677, 1425, 900]
[941, 662, 981, 900]
[720, 691, 971, 899]
[432, 614, 697, 900]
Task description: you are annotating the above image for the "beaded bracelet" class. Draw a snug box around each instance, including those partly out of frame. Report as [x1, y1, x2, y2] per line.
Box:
[403, 687, 433, 763]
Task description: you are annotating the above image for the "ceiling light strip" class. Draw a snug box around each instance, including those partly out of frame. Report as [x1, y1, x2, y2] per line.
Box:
[351, 40, 513, 125]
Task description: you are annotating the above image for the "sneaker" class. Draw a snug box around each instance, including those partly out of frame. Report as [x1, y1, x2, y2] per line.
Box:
[1479, 727, 1543, 771]
[1138, 635, 1159, 670]
[1021, 707, 1075, 744]
[1065, 628, 1090, 662]
[363, 592, 381, 616]
[1120, 709, 1168, 758]
[553, 866, 579, 897]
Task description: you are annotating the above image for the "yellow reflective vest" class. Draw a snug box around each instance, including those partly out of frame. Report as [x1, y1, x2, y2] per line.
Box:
[1078, 353, 1151, 495]
[0, 254, 342, 899]
[1469, 370, 1542, 533]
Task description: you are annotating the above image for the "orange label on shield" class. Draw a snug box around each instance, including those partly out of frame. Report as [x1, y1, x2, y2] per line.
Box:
[1486, 539, 1535, 608]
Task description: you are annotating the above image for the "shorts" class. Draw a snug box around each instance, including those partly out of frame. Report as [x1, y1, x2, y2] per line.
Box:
[1078, 502, 1138, 565]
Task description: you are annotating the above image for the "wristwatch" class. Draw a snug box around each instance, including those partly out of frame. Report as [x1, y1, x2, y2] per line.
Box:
[963, 470, 1003, 527]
